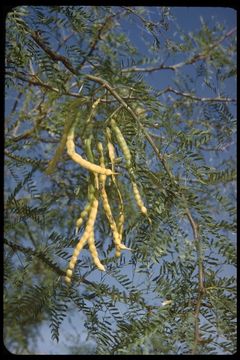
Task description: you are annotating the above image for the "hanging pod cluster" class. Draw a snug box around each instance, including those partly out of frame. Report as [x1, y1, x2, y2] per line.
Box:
[62, 103, 149, 284]
[110, 118, 148, 218]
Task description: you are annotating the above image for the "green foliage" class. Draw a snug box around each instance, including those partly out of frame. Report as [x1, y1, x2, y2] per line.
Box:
[4, 6, 236, 355]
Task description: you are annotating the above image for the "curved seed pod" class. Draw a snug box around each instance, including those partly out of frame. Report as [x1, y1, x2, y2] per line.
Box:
[84, 136, 95, 164]
[117, 212, 125, 241]
[88, 230, 105, 271]
[65, 197, 99, 284]
[75, 201, 92, 233]
[110, 118, 132, 167]
[45, 98, 87, 175]
[77, 139, 104, 271]
[75, 183, 95, 233]
[84, 137, 100, 198]
[87, 183, 95, 201]
[106, 128, 116, 170]
[106, 128, 125, 244]
[66, 126, 113, 176]
[109, 119, 149, 220]
[97, 142, 130, 257]
[132, 181, 147, 215]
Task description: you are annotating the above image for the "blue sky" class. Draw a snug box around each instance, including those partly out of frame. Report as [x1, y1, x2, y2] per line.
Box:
[5, 6, 236, 355]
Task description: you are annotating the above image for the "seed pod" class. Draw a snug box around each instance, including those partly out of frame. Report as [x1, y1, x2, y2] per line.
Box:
[117, 212, 124, 241]
[65, 276, 71, 284]
[75, 182, 96, 233]
[110, 119, 131, 166]
[75, 202, 92, 232]
[110, 118, 132, 168]
[88, 230, 105, 271]
[97, 141, 130, 257]
[109, 119, 149, 219]
[106, 127, 125, 246]
[132, 181, 147, 215]
[106, 128, 116, 170]
[87, 183, 95, 201]
[66, 126, 113, 176]
[65, 197, 99, 284]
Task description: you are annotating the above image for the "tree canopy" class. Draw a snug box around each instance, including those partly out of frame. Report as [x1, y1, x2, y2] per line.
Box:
[4, 6, 236, 355]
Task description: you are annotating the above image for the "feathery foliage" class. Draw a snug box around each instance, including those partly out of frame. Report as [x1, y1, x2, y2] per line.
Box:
[4, 6, 236, 355]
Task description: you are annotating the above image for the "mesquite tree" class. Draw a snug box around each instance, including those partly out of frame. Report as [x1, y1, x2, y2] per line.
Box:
[4, 6, 236, 355]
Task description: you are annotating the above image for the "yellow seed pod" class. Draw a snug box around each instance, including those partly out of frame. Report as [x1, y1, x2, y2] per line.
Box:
[71, 255, 78, 263]
[65, 197, 99, 284]
[75, 202, 92, 231]
[69, 260, 76, 270]
[106, 127, 125, 246]
[73, 248, 80, 258]
[66, 269, 73, 278]
[115, 249, 121, 257]
[65, 276, 71, 284]
[66, 127, 113, 176]
[105, 127, 116, 168]
[97, 141, 130, 256]
[132, 181, 147, 215]
[75, 182, 96, 232]
[117, 212, 125, 241]
[109, 120, 148, 218]
[88, 231, 105, 271]
[110, 118, 132, 167]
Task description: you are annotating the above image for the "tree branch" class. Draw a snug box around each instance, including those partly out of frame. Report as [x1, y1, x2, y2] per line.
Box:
[122, 27, 236, 74]
[6, 71, 85, 99]
[157, 86, 236, 103]
[31, 30, 78, 75]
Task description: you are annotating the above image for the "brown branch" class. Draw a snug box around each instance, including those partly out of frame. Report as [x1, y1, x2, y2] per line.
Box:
[6, 71, 87, 100]
[31, 30, 78, 75]
[122, 63, 178, 73]
[192, 291, 205, 354]
[122, 27, 236, 74]
[157, 86, 236, 103]
[6, 71, 60, 93]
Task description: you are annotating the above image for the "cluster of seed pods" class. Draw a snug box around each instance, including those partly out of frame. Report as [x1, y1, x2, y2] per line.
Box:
[64, 107, 149, 284]
[110, 118, 148, 217]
